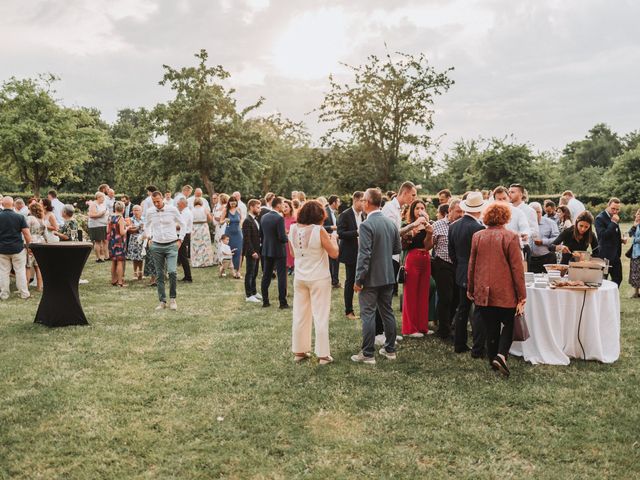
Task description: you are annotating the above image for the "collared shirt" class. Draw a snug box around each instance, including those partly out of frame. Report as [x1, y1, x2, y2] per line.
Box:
[237, 200, 247, 218]
[178, 207, 193, 235]
[516, 202, 539, 239]
[532, 216, 560, 257]
[506, 204, 530, 246]
[249, 212, 260, 230]
[568, 198, 586, 222]
[51, 198, 65, 225]
[145, 205, 186, 243]
[352, 207, 363, 230]
[432, 217, 452, 263]
[142, 196, 154, 215]
[105, 196, 115, 213]
[381, 198, 401, 261]
[464, 212, 483, 225]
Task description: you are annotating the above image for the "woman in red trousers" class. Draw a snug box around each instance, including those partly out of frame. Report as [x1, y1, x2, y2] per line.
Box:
[401, 200, 434, 337]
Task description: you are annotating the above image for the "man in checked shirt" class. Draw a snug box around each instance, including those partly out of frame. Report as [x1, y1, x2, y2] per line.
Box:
[431, 199, 464, 341]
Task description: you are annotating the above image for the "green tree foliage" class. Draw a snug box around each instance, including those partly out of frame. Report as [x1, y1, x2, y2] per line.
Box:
[0, 75, 110, 196]
[605, 146, 640, 202]
[155, 49, 264, 198]
[462, 137, 545, 192]
[562, 123, 622, 170]
[317, 50, 454, 190]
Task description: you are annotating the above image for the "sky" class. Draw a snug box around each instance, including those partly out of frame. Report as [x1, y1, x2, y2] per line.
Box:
[2, 0, 639, 158]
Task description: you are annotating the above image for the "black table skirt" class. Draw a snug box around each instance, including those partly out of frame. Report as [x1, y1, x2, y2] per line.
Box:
[29, 242, 93, 327]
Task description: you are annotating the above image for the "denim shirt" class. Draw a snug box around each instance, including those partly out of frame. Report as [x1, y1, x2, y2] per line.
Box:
[631, 225, 640, 259]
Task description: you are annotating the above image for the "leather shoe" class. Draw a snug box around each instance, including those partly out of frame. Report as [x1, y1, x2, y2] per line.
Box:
[262, 303, 271, 308]
[454, 345, 471, 354]
[279, 304, 290, 309]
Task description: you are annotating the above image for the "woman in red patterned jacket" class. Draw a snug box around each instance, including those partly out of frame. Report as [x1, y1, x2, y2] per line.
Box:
[468, 202, 526, 377]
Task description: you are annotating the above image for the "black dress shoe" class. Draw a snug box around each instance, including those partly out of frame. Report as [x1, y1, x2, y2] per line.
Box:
[454, 345, 471, 354]
[180, 278, 193, 282]
[471, 351, 485, 359]
[279, 304, 290, 309]
[262, 303, 271, 308]
[491, 356, 510, 377]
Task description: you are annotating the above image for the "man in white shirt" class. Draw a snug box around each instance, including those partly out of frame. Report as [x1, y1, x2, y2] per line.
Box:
[493, 187, 530, 242]
[509, 183, 539, 268]
[105, 189, 116, 213]
[188, 188, 210, 211]
[561, 190, 586, 222]
[142, 185, 158, 216]
[145, 191, 186, 311]
[232, 191, 247, 218]
[174, 185, 193, 206]
[14, 198, 29, 218]
[47, 190, 66, 225]
[176, 197, 193, 283]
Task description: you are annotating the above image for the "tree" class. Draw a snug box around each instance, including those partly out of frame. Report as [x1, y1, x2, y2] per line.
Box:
[317, 50, 454, 190]
[430, 139, 480, 193]
[605, 147, 640, 203]
[562, 123, 622, 171]
[0, 75, 109, 196]
[155, 49, 264, 198]
[463, 137, 545, 192]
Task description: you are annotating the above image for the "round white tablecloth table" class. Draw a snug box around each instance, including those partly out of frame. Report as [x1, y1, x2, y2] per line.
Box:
[510, 280, 620, 365]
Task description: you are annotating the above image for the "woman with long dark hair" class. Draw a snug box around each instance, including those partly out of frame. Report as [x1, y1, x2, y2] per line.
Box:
[219, 197, 243, 279]
[400, 199, 433, 337]
[551, 211, 599, 264]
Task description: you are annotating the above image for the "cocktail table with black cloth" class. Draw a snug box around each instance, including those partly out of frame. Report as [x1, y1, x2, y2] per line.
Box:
[29, 242, 93, 327]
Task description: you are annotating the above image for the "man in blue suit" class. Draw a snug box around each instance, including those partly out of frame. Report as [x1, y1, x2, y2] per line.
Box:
[595, 198, 624, 286]
[260, 196, 289, 308]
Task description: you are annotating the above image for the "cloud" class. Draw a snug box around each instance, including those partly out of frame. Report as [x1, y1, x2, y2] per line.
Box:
[0, 0, 638, 154]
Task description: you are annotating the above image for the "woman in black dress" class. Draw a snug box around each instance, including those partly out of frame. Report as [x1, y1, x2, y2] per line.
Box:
[551, 211, 599, 264]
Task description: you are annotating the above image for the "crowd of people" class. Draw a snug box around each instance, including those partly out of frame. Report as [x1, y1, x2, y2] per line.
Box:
[0, 182, 638, 377]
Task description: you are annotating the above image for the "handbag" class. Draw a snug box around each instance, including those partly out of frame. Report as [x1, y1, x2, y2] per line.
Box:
[513, 312, 530, 342]
[397, 264, 406, 284]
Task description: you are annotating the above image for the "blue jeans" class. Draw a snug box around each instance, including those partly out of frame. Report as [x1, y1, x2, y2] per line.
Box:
[151, 241, 178, 303]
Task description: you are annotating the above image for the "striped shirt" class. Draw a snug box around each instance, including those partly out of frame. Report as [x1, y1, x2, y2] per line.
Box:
[432, 218, 452, 263]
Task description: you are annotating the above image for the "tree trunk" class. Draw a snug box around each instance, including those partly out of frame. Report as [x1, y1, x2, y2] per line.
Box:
[200, 170, 215, 199]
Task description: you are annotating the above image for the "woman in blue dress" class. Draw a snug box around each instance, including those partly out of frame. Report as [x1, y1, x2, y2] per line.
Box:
[219, 198, 244, 279]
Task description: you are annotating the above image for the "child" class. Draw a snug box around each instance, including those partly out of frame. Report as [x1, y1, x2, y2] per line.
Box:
[218, 234, 235, 277]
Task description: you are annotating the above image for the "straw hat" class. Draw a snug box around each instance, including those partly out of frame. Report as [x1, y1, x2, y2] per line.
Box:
[460, 191, 486, 213]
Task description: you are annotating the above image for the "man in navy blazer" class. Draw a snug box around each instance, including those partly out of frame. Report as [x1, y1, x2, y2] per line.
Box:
[595, 198, 624, 286]
[448, 192, 486, 356]
[323, 195, 341, 287]
[337, 191, 365, 320]
[260, 196, 289, 308]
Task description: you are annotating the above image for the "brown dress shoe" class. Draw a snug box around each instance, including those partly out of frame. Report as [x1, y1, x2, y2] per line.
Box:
[345, 313, 359, 320]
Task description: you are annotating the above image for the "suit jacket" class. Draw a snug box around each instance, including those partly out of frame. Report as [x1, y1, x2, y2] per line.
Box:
[355, 211, 401, 288]
[448, 215, 485, 288]
[258, 206, 271, 223]
[123, 203, 134, 218]
[595, 210, 621, 261]
[337, 208, 362, 264]
[323, 205, 337, 234]
[260, 210, 288, 258]
[242, 214, 261, 257]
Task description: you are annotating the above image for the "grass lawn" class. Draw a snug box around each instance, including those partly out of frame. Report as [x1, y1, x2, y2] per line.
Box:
[1, 250, 639, 479]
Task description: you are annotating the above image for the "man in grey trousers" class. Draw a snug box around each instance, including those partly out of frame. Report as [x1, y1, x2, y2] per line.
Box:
[351, 188, 402, 364]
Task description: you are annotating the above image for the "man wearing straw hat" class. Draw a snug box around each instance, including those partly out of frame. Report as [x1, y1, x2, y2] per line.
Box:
[448, 191, 486, 357]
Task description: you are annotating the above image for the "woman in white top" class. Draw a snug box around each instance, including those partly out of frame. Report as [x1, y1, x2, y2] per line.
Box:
[288, 200, 339, 365]
[88, 191, 109, 261]
[26, 202, 47, 291]
[190, 198, 215, 268]
[41, 198, 60, 243]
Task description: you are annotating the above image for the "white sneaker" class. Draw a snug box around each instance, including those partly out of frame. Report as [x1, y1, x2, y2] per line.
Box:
[155, 302, 166, 310]
[426, 330, 435, 335]
[396, 335, 403, 341]
[351, 352, 376, 364]
[407, 332, 424, 338]
[374, 334, 386, 346]
[254, 293, 263, 300]
[169, 299, 177, 310]
[379, 347, 397, 360]
[246, 295, 261, 303]
[78, 279, 89, 285]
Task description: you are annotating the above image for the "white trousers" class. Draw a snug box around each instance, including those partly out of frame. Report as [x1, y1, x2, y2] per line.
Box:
[291, 277, 332, 357]
[0, 250, 29, 299]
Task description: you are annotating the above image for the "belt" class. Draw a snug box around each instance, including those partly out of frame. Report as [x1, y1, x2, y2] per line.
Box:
[153, 240, 177, 245]
[193, 221, 207, 224]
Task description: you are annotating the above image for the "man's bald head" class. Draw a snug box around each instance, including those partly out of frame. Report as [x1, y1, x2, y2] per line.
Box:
[1, 196, 13, 209]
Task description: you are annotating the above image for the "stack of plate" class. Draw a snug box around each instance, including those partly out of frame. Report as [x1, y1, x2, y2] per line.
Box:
[547, 271, 562, 283]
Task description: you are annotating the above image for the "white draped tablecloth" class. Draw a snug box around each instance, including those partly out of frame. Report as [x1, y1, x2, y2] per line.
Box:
[510, 280, 620, 365]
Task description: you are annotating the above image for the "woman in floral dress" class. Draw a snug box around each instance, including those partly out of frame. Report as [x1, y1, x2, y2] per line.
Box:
[191, 198, 215, 267]
[126, 205, 145, 280]
[107, 201, 128, 287]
